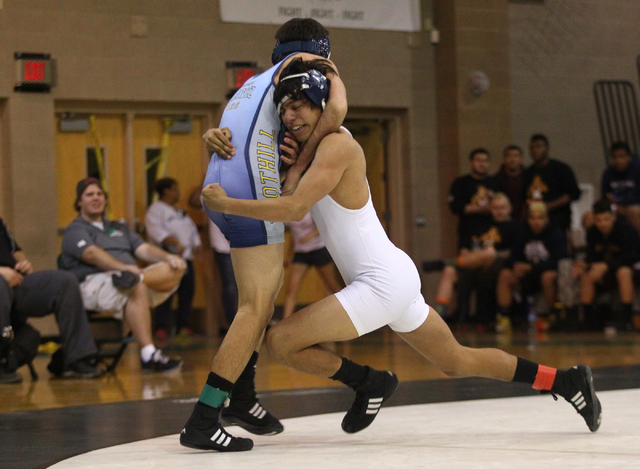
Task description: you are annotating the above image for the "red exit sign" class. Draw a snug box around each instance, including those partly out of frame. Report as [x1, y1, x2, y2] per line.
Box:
[24, 61, 46, 81]
[14, 53, 56, 92]
[234, 68, 256, 88]
[226, 61, 259, 94]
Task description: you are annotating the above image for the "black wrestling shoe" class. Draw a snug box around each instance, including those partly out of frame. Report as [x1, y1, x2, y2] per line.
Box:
[342, 368, 399, 434]
[180, 402, 254, 452]
[221, 400, 284, 436]
[422, 259, 445, 272]
[563, 365, 602, 432]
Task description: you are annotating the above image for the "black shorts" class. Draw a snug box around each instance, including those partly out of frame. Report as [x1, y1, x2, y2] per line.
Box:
[292, 247, 333, 267]
[520, 271, 542, 295]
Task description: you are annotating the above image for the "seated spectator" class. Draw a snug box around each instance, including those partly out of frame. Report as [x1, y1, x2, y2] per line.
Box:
[496, 202, 569, 331]
[145, 177, 201, 342]
[448, 148, 503, 250]
[496, 144, 526, 220]
[282, 212, 342, 320]
[59, 177, 185, 372]
[598, 141, 640, 235]
[524, 134, 580, 232]
[0, 216, 102, 382]
[425, 193, 522, 327]
[572, 199, 639, 332]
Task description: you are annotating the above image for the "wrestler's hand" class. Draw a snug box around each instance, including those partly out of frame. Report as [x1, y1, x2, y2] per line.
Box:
[203, 127, 236, 159]
[280, 132, 300, 166]
[14, 259, 33, 275]
[202, 183, 228, 212]
[281, 167, 302, 196]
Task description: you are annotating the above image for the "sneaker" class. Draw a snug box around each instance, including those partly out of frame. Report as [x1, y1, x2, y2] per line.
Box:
[221, 401, 284, 435]
[174, 327, 197, 345]
[0, 368, 22, 384]
[562, 365, 602, 432]
[422, 259, 445, 272]
[342, 368, 399, 434]
[46, 347, 65, 376]
[177, 327, 195, 337]
[141, 349, 183, 373]
[180, 402, 253, 452]
[61, 359, 104, 379]
[111, 271, 140, 291]
[495, 313, 512, 333]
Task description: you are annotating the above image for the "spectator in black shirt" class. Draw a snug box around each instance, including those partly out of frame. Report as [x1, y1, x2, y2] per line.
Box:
[496, 202, 569, 330]
[523, 134, 580, 231]
[600, 141, 640, 235]
[0, 217, 102, 382]
[429, 193, 522, 322]
[448, 148, 503, 249]
[496, 144, 526, 221]
[572, 199, 639, 332]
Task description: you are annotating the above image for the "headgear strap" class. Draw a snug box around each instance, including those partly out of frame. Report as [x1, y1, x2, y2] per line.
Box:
[271, 36, 331, 65]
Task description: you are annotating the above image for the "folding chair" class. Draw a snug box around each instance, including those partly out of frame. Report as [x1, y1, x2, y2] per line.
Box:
[53, 254, 133, 373]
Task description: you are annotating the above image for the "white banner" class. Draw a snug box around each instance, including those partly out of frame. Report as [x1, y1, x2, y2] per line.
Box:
[219, 0, 421, 32]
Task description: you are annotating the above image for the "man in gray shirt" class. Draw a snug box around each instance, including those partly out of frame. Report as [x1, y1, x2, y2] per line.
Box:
[60, 178, 185, 373]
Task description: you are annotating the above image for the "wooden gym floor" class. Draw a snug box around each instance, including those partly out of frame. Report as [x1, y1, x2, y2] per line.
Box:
[1, 327, 640, 468]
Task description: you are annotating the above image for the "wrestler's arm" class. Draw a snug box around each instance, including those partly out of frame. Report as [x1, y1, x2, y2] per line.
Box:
[203, 134, 351, 222]
[280, 54, 348, 194]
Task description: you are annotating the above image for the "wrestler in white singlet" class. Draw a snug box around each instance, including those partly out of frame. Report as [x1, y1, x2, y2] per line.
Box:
[311, 183, 430, 336]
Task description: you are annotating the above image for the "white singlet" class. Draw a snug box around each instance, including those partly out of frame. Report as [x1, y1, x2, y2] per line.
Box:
[310, 191, 430, 336]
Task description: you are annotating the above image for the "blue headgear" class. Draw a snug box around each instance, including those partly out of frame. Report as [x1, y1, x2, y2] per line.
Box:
[271, 36, 331, 65]
[276, 69, 330, 114]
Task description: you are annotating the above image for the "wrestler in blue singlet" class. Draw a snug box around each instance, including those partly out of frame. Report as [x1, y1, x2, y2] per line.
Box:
[203, 59, 291, 248]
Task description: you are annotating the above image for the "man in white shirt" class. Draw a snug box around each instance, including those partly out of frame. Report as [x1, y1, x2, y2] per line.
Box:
[145, 178, 202, 340]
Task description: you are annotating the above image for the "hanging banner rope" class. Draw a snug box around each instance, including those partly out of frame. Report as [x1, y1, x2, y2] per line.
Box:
[145, 117, 172, 203]
[88, 115, 110, 217]
[157, 117, 172, 180]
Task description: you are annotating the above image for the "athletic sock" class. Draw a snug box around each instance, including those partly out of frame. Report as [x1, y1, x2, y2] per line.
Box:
[621, 303, 633, 328]
[582, 303, 600, 331]
[512, 357, 574, 398]
[229, 352, 258, 406]
[140, 344, 157, 363]
[199, 372, 234, 410]
[330, 357, 369, 389]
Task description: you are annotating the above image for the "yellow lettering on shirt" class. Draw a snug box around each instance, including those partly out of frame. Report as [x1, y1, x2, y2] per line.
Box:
[263, 187, 279, 198]
[258, 157, 276, 173]
[260, 172, 278, 184]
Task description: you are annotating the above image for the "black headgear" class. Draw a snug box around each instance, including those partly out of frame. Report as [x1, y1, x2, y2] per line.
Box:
[276, 69, 330, 114]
